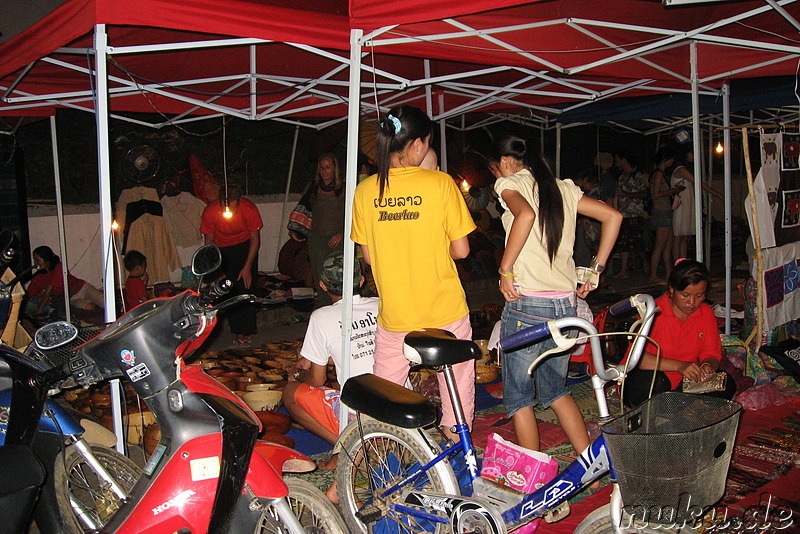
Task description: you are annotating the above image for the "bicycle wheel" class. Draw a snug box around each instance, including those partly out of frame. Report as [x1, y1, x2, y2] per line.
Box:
[254, 477, 347, 534]
[54, 444, 141, 532]
[336, 418, 459, 534]
[574, 504, 700, 534]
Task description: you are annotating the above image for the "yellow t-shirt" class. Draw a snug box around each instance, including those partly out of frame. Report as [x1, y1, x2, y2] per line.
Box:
[351, 167, 476, 332]
[495, 169, 583, 292]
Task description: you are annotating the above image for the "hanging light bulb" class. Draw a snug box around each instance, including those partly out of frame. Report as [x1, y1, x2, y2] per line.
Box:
[715, 141, 724, 154]
[223, 203, 233, 219]
[111, 220, 119, 231]
[460, 178, 470, 193]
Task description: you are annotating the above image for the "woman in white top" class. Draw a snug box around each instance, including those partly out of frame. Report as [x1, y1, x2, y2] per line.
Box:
[670, 148, 723, 260]
[489, 135, 622, 458]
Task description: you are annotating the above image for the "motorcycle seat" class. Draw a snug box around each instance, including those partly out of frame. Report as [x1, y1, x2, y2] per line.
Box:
[341, 373, 437, 429]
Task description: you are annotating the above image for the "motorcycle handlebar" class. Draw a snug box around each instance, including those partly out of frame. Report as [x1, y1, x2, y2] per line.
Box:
[199, 279, 233, 306]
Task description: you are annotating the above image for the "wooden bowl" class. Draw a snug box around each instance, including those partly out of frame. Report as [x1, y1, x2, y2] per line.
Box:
[247, 383, 277, 392]
[255, 411, 292, 435]
[475, 364, 500, 384]
[243, 390, 282, 411]
[474, 339, 491, 364]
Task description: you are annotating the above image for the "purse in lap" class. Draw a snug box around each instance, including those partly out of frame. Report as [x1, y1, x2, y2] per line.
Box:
[681, 371, 726, 394]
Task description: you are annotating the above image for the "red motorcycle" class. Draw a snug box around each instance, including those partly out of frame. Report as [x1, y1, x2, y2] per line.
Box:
[34, 245, 345, 533]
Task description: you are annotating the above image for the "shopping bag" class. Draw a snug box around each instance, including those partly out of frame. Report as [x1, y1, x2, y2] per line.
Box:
[480, 432, 559, 492]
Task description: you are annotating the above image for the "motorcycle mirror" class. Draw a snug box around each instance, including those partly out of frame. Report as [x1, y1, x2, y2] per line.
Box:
[34, 321, 79, 350]
[191, 244, 222, 277]
[0, 229, 15, 269]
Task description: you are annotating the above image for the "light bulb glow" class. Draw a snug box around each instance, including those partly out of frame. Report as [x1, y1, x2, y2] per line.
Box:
[715, 142, 724, 154]
[460, 179, 470, 192]
[111, 220, 119, 231]
[223, 206, 233, 219]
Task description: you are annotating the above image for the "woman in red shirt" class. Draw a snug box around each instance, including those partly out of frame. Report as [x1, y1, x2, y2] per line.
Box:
[25, 245, 104, 317]
[622, 258, 736, 407]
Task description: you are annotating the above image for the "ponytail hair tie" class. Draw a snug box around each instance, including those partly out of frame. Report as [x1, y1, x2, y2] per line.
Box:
[386, 113, 402, 135]
[674, 257, 690, 266]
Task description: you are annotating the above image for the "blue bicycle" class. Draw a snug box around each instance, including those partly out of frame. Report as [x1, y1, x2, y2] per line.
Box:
[334, 294, 741, 533]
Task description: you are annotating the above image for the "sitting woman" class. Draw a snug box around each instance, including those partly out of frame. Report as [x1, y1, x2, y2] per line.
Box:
[25, 245, 104, 319]
[622, 258, 736, 407]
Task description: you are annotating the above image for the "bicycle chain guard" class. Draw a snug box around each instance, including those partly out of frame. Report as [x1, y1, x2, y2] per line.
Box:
[401, 491, 508, 534]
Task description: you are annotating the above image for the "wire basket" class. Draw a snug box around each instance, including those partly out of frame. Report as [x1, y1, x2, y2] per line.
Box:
[601, 392, 741, 518]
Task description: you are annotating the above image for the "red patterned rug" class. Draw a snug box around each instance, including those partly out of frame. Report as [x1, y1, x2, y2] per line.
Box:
[535, 397, 800, 533]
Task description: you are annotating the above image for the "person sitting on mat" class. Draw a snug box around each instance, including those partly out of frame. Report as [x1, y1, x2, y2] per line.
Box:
[622, 258, 736, 407]
[282, 253, 379, 468]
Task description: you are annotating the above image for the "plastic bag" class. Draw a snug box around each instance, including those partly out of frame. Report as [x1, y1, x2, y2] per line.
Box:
[480, 433, 558, 492]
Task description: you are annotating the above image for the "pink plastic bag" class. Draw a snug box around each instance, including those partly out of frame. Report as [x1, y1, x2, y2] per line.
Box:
[480, 433, 559, 533]
[480, 432, 559, 492]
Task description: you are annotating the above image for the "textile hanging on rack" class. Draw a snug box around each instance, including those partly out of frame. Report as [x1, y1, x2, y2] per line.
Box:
[161, 191, 206, 247]
[745, 168, 776, 249]
[189, 154, 220, 204]
[126, 213, 182, 283]
[116, 186, 159, 234]
[122, 199, 163, 254]
[752, 241, 800, 332]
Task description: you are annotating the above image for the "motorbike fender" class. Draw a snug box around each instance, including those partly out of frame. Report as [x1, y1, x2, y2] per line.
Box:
[245, 447, 288, 499]
[114, 434, 222, 534]
[37, 399, 84, 436]
[254, 440, 316, 474]
[180, 365, 260, 427]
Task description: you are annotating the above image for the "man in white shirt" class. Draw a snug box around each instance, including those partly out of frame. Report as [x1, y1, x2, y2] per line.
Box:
[282, 253, 379, 463]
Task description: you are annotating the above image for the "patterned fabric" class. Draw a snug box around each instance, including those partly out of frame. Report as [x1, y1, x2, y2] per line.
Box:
[616, 170, 647, 218]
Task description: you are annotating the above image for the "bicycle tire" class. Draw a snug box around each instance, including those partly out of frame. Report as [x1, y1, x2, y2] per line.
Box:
[575, 504, 700, 534]
[54, 444, 141, 533]
[255, 477, 347, 534]
[335, 418, 459, 534]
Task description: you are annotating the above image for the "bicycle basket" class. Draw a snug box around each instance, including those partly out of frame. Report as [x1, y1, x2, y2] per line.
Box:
[601, 392, 741, 518]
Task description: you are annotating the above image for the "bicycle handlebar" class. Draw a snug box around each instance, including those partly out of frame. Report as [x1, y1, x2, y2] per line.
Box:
[498, 294, 657, 384]
[609, 296, 635, 316]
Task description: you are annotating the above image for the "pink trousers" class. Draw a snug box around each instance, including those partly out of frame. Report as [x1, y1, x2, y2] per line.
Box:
[374, 314, 475, 430]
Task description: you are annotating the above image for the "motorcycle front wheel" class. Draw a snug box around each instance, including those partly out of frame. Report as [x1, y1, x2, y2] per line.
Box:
[255, 476, 347, 534]
[54, 444, 142, 533]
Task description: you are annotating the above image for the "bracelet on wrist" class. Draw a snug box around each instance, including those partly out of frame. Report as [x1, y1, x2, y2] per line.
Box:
[498, 268, 515, 278]
[590, 257, 605, 273]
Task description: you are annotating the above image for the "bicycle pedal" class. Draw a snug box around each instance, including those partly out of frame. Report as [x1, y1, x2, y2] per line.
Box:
[355, 504, 382, 524]
[544, 500, 570, 523]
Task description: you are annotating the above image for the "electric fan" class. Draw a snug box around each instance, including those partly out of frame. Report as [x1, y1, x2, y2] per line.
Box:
[122, 144, 162, 184]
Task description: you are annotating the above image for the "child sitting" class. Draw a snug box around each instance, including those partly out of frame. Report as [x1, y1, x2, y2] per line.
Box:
[123, 250, 149, 311]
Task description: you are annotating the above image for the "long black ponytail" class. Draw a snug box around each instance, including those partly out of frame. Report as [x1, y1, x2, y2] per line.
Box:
[488, 135, 565, 263]
[375, 105, 433, 201]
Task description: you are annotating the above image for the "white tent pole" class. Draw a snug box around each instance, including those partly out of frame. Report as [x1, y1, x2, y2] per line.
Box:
[274, 125, 300, 271]
[438, 93, 447, 173]
[706, 124, 713, 266]
[339, 28, 363, 432]
[723, 84, 732, 334]
[249, 45, 257, 120]
[690, 42, 703, 262]
[94, 24, 125, 455]
[49, 116, 71, 323]
[424, 60, 433, 116]
[555, 123, 562, 177]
